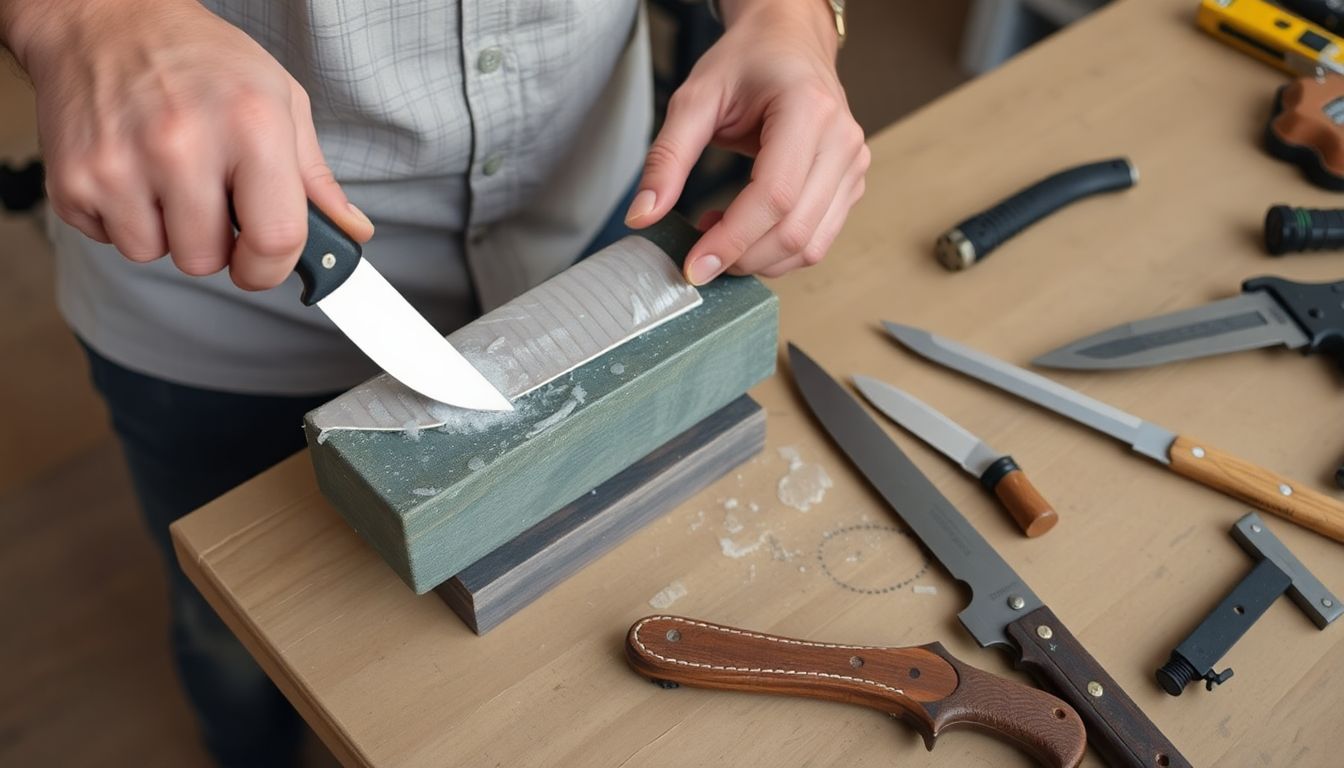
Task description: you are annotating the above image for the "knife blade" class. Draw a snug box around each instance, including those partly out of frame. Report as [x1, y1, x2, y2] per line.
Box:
[625, 615, 1087, 768]
[1033, 276, 1343, 371]
[853, 375, 1058, 538]
[787, 344, 1187, 768]
[885, 322, 1344, 544]
[296, 204, 512, 412]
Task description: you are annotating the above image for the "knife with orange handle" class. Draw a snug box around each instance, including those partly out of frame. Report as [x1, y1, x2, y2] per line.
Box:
[626, 615, 1086, 768]
[886, 322, 1344, 545]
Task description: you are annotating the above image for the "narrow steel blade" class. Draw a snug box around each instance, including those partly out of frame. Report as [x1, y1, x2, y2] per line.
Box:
[788, 344, 1039, 649]
[884, 323, 1176, 464]
[852, 375, 1002, 477]
[1033, 292, 1309, 370]
[317, 260, 514, 411]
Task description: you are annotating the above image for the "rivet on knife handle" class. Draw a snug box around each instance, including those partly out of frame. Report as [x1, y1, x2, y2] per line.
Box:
[1006, 607, 1188, 768]
[625, 615, 1086, 768]
[1168, 436, 1344, 543]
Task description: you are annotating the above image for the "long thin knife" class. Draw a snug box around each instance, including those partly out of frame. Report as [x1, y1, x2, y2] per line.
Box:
[788, 344, 1188, 768]
[853, 375, 1058, 537]
[1033, 276, 1344, 371]
[886, 322, 1344, 545]
[295, 204, 512, 411]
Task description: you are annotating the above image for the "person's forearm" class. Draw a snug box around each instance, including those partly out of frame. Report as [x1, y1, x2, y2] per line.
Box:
[716, 0, 838, 53]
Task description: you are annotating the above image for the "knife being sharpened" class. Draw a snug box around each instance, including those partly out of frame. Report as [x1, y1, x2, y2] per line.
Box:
[788, 345, 1187, 768]
[886, 322, 1344, 545]
[1033, 276, 1344, 371]
[625, 615, 1086, 768]
[287, 203, 511, 411]
[853, 376, 1058, 537]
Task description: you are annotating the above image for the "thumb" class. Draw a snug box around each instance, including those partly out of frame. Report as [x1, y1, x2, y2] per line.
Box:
[625, 87, 718, 228]
[292, 98, 374, 244]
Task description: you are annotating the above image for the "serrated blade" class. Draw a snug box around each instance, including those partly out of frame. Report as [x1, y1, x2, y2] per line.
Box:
[787, 344, 1039, 649]
[883, 322, 1178, 464]
[852, 375, 1002, 477]
[317, 259, 514, 411]
[1033, 292, 1309, 371]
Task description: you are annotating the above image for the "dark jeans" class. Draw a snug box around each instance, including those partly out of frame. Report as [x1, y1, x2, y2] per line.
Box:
[84, 195, 636, 767]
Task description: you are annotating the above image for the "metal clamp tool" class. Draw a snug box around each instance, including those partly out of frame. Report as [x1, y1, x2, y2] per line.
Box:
[1156, 513, 1342, 696]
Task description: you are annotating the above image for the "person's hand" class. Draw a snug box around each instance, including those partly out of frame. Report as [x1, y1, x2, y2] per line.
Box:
[4, 0, 373, 290]
[624, 0, 868, 285]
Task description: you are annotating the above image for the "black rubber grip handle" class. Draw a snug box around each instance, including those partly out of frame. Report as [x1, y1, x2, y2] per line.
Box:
[1264, 205, 1344, 255]
[294, 203, 363, 305]
[937, 158, 1137, 270]
[229, 201, 363, 305]
[1241, 275, 1344, 354]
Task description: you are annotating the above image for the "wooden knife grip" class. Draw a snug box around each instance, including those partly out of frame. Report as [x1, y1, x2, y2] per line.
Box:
[1007, 606, 1189, 768]
[1168, 435, 1344, 544]
[994, 469, 1059, 538]
[626, 615, 1086, 768]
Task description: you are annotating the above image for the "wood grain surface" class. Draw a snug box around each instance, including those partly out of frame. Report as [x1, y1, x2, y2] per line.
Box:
[437, 397, 765, 634]
[171, 1, 1344, 765]
[994, 469, 1059, 538]
[1168, 435, 1344, 543]
[626, 615, 1086, 768]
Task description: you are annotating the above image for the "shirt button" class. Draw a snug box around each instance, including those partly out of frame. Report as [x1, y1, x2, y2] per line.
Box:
[477, 48, 503, 74]
[482, 153, 504, 176]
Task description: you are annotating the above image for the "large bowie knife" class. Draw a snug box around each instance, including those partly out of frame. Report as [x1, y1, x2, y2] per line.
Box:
[885, 322, 1344, 545]
[787, 344, 1188, 768]
[1033, 276, 1344, 371]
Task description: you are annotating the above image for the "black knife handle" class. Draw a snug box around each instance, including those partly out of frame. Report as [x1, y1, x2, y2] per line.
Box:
[294, 203, 363, 305]
[229, 201, 363, 305]
[936, 158, 1137, 270]
[1007, 605, 1189, 768]
[1241, 276, 1344, 355]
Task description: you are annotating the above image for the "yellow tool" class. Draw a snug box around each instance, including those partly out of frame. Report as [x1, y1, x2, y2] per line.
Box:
[1197, 0, 1344, 76]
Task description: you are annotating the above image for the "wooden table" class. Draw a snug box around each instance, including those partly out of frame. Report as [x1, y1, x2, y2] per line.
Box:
[172, 2, 1344, 765]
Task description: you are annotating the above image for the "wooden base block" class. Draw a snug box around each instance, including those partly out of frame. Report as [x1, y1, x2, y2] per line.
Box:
[304, 218, 778, 593]
[436, 395, 764, 635]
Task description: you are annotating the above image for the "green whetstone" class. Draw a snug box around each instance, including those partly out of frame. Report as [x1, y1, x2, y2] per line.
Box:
[437, 395, 765, 634]
[304, 217, 778, 593]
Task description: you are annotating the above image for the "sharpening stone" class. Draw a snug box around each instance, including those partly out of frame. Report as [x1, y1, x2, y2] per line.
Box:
[437, 395, 765, 634]
[304, 217, 779, 593]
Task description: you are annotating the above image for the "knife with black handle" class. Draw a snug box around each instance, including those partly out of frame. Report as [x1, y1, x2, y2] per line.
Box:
[626, 615, 1086, 768]
[788, 344, 1188, 768]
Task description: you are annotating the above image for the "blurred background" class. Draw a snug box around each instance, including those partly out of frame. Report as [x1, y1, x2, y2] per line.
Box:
[0, 1, 1105, 764]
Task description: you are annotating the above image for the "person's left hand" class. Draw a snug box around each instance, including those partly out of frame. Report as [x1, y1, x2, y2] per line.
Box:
[624, 0, 868, 285]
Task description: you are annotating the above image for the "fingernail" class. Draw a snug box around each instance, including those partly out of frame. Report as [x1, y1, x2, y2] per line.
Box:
[624, 189, 656, 225]
[347, 202, 373, 229]
[687, 254, 723, 285]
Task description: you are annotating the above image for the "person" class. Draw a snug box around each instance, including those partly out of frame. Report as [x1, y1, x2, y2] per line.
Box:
[0, 0, 868, 764]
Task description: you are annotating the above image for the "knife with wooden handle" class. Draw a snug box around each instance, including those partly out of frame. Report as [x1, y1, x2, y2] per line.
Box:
[886, 322, 1344, 545]
[626, 615, 1086, 768]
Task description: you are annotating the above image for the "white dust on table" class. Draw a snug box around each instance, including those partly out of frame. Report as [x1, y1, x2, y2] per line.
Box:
[688, 509, 706, 532]
[410, 487, 443, 497]
[467, 457, 487, 472]
[648, 580, 688, 610]
[913, 585, 939, 596]
[776, 446, 832, 512]
[402, 420, 423, 442]
[719, 532, 770, 559]
[609, 363, 625, 375]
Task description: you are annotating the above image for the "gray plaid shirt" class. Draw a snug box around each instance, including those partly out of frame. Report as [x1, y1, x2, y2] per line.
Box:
[54, 0, 651, 394]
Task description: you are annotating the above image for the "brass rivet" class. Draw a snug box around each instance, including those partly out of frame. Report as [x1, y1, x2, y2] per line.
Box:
[1036, 625, 1054, 640]
[1087, 681, 1104, 698]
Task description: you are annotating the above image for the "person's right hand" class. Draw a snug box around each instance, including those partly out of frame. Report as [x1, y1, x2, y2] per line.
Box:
[8, 0, 373, 290]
